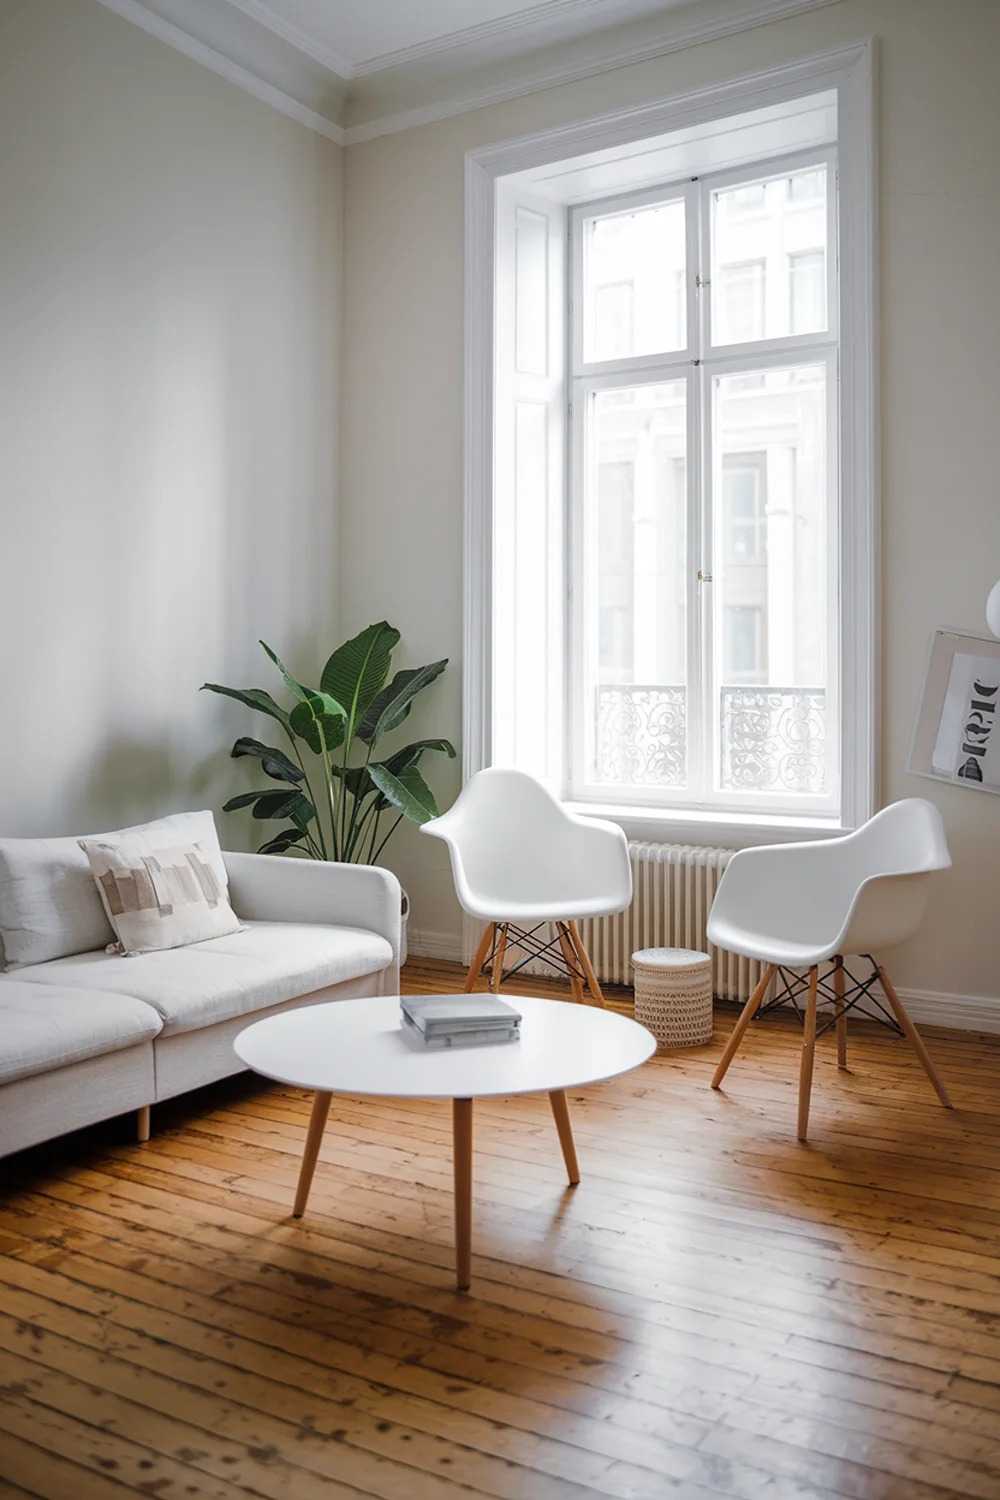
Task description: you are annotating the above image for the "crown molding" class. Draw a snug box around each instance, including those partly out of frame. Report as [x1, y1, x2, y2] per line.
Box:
[94, 0, 842, 149]
[94, 0, 346, 141]
[218, 0, 353, 80]
[344, 0, 843, 143]
[350, 0, 664, 79]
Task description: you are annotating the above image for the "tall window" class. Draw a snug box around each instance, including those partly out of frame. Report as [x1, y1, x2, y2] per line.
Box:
[572, 153, 838, 816]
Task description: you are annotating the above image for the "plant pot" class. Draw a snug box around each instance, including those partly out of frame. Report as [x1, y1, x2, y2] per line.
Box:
[400, 889, 410, 967]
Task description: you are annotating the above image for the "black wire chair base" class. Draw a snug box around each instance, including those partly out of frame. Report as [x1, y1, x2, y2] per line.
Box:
[755, 956, 904, 1039]
[475, 922, 586, 990]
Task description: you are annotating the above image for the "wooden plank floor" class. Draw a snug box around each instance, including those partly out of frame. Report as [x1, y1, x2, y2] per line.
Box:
[4, 959, 1000, 1499]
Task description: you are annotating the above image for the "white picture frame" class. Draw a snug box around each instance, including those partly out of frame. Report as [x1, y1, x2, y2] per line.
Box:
[909, 628, 1000, 796]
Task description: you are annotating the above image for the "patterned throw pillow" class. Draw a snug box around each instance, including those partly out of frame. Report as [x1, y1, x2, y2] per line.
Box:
[79, 835, 243, 956]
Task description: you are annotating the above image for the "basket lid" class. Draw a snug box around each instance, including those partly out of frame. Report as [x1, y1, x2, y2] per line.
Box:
[632, 946, 710, 969]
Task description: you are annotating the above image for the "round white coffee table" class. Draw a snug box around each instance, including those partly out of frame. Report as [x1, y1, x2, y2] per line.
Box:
[235, 994, 655, 1289]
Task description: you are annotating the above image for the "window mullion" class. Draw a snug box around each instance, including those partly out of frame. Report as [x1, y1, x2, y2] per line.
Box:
[690, 176, 712, 805]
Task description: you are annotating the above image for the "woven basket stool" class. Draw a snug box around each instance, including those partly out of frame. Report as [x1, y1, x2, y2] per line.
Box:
[632, 947, 713, 1050]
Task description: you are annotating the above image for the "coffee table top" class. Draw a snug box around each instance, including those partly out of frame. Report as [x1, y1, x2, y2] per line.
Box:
[234, 994, 655, 1099]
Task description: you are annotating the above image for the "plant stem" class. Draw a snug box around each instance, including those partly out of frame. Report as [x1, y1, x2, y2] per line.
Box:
[346, 795, 380, 862]
[284, 734, 328, 860]
[371, 814, 403, 865]
[325, 726, 352, 863]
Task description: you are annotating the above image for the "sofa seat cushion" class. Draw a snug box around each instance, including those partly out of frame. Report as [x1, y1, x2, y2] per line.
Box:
[14, 921, 393, 1037]
[0, 981, 162, 1086]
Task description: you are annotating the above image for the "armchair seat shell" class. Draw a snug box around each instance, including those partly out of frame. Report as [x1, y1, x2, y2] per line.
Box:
[706, 799, 951, 967]
[421, 768, 632, 924]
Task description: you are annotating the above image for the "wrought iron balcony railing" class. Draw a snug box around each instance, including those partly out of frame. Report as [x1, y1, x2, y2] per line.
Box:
[595, 683, 827, 795]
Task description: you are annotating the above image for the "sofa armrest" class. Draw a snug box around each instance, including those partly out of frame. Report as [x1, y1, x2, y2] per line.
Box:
[224, 853, 402, 976]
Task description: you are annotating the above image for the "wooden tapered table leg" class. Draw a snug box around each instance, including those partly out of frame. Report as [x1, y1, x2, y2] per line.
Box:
[556, 923, 585, 1003]
[293, 1090, 332, 1217]
[711, 964, 775, 1089]
[548, 1090, 580, 1185]
[453, 1097, 473, 1291]
[464, 923, 495, 992]
[834, 956, 848, 1070]
[797, 967, 819, 1142]
[877, 963, 952, 1107]
[568, 922, 606, 1008]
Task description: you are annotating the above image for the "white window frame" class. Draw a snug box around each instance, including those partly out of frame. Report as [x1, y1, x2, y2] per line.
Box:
[567, 146, 840, 819]
[464, 41, 878, 847]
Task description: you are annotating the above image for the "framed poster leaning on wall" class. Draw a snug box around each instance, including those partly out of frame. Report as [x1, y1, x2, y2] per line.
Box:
[909, 629, 1000, 796]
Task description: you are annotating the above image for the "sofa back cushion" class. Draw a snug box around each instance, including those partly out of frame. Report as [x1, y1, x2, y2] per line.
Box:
[0, 811, 228, 968]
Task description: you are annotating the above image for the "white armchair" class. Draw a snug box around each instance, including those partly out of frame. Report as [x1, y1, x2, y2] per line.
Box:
[422, 768, 631, 1005]
[707, 799, 952, 1140]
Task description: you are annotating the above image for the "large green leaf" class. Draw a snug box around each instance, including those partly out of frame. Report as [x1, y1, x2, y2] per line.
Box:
[251, 789, 315, 823]
[289, 694, 347, 755]
[222, 788, 315, 824]
[357, 660, 448, 745]
[331, 738, 456, 800]
[222, 791, 266, 812]
[201, 683, 291, 734]
[330, 739, 457, 820]
[368, 763, 439, 825]
[230, 737, 303, 784]
[320, 622, 399, 724]
[258, 641, 314, 704]
[380, 738, 456, 774]
[257, 826, 308, 855]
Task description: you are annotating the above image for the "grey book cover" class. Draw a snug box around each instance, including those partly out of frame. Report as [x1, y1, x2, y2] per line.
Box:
[400, 994, 522, 1034]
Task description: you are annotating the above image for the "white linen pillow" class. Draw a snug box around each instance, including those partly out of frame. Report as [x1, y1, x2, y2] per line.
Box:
[79, 832, 242, 957]
[0, 811, 228, 968]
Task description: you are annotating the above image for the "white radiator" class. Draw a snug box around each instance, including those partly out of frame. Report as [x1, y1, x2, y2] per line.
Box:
[535, 841, 763, 1001]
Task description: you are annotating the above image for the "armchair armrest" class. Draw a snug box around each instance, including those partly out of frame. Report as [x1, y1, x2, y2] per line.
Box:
[224, 853, 402, 975]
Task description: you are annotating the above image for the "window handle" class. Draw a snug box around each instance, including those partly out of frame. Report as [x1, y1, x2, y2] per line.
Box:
[698, 569, 713, 584]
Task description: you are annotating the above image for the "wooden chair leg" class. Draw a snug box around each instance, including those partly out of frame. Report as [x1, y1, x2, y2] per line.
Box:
[711, 964, 775, 1089]
[293, 1090, 332, 1218]
[567, 922, 606, 1008]
[548, 1090, 581, 1185]
[556, 923, 585, 1003]
[464, 923, 495, 992]
[490, 924, 509, 993]
[136, 1105, 150, 1143]
[834, 956, 848, 1070]
[876, 963, 952, 1108]
[797, 966, 819, 1142]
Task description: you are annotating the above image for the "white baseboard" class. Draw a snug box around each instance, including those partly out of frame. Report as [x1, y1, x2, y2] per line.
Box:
[406, 929, 1000, 1035]
[407, 928, 465, 963]
[891, 986, 1000, 1036]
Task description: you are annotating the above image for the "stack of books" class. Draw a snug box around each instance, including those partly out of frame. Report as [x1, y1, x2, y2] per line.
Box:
[400, 994, 522, 1048]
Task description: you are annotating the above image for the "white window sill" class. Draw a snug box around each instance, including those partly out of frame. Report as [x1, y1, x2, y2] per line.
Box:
[564, 800, 851, 849]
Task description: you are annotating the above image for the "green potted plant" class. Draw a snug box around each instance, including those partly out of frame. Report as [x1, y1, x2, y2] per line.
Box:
[202, 621, 454, 961]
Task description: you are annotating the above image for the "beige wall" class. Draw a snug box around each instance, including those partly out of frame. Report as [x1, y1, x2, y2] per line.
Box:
[341, 0, 1000, 1001]
[0, 0, 342, 840]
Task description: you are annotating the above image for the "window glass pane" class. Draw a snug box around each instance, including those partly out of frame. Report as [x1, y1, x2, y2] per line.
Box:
[711, 164, 828, 345]
[714, 364, 829, 794]
[589, 381, 687, 788]
[584, 199, 686, 361]
[789, 249, 825, 335]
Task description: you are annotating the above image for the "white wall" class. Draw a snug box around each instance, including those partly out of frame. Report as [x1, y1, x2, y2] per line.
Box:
[0, 0, 342, 839]
[341, 0, 1000, 1002]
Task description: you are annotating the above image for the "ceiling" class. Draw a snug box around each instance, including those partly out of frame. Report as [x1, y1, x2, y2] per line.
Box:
[97, 0, 836, 142]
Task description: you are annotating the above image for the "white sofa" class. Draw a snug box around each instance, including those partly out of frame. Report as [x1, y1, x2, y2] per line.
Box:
[0, 850, 401, 1157]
